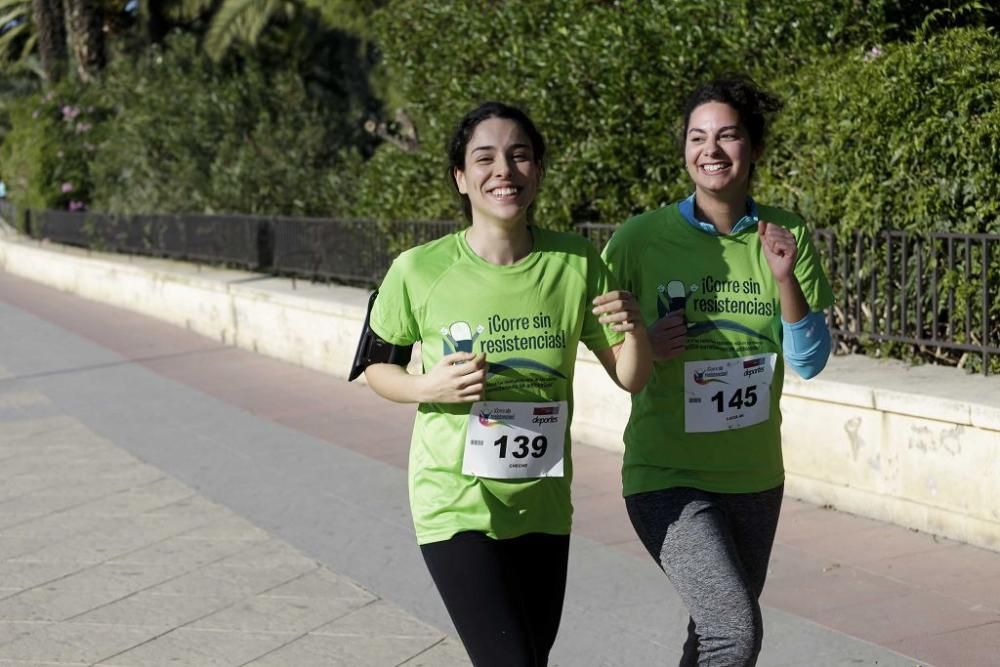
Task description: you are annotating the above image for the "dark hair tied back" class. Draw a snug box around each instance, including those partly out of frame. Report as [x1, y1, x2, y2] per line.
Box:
[446, 101, 546, 221]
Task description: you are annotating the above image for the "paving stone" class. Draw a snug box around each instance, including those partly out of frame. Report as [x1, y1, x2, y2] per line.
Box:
[41, 562, 194, 595]
[0, 489, 124, 516]
[0, 659, 88, 666]
[0, 561, 88, 590]
[66, 481, 195, 517]
[0, 479, 58, 504]
[0, 512, 109, 540]
[141, 495, 229, 521]
[313, 600, 441, 638]
[106, 535, 253, 567]
[210, 539, 320, 570]
[0, 585, 135, 623]
[8, 520, 204, 565]
[97, 628, 295, 667]
[0, 514, 50, 533]
[172, 517, 271, 542]
[71, 591, 238, 628]
[0, 621, 51, 646]
[0, 537, 56, 560]
[147, 562, 317, 599]
[398, 638, 472, 666]
[242, 633, 442, 667]
[0, 622, 161, 663]
[258, 567, 374, 600]
[190, 595, 368, 633]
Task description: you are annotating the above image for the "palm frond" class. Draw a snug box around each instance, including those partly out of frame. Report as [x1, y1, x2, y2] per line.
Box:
[0, 21, 29, 66]
[0, 0, 29, 12]
[163, 0, 215, 21]
[204, 0, 285, 61]
[0, 21, 26, 48]
[0, 6, 28, 28]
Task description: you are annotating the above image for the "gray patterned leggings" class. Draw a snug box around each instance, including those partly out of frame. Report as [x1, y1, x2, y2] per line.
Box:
[625, 485, 784, 667]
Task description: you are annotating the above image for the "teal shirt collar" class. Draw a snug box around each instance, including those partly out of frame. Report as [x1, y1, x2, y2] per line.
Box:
[678, 194, 759, 236]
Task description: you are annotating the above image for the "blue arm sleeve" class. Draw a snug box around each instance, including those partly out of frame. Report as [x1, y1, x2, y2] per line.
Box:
[781, 310, 831, 380]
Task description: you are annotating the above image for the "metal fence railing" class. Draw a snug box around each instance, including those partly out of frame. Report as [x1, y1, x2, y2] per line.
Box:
[271, 218, 461, 284]
[28, 210, 267, 269]
[576, 222, 617, 252]
[815, 229, 999, 374]
[8, 209, 999, 374]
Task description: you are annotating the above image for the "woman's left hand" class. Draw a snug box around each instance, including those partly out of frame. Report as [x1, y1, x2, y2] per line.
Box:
[593, 290, 644, 333]
[759, 220, 798, 283]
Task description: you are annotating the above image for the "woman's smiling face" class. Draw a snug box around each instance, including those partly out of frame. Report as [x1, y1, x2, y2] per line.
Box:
[684, 101, 761, 200]
[453, 117, 541, 227]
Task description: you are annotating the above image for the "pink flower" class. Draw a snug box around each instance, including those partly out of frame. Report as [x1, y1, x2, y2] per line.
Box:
[61, 182, 74, 193]
[61, 105, 80, 121]
[863, 46, 883, 62]
[68, 200, 86, 212]
[75, 122, 91, 134]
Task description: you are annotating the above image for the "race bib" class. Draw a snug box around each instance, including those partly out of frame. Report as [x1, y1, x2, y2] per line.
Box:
[683, 353, 776, 433]
[462, 401, 567, 479]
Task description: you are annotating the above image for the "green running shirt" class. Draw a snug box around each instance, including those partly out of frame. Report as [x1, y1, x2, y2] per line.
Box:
[370, 227, 624, 545]
[602, 203, 834, 496]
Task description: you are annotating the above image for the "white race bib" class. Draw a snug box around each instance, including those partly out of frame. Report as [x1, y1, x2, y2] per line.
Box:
[463, 401, 567, 479]
[683, 353, 776, 433]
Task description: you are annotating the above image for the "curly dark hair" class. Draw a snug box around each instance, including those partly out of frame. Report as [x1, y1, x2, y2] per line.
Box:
[680, 75, 783, 150]
[446, 101, 546, 221]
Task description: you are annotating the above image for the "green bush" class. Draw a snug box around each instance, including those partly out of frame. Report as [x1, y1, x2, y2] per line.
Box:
[87, 32, 361, 217]
[753, 27, 1000, 373]
[0, 82, 101, 218]
[759, 27, 1000, 235]
[352, 0, 889, 227]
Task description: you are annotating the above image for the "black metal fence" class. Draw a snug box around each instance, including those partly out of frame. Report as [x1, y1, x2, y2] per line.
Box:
[815, 229, 999, 374]
[271, 217, 461, 283]
[27, 209, 266, 269]
[4, 208, 998, 374]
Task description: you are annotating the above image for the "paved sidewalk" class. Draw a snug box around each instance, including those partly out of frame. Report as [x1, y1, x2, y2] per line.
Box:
[0, 393, 468, 665]
[2, 269, 999, 665]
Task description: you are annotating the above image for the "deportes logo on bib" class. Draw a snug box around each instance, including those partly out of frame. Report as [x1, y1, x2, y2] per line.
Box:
[532, 405, 560, 424]
[743, 356, 766, 377]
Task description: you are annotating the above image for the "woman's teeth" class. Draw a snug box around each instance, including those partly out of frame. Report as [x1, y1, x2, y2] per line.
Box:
[703, 164, 728, 173]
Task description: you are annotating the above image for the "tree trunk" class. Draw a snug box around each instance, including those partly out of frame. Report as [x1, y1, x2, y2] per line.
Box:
[142, 0, 171, 45]
[64, 0, 104, 83]
[31, 0, 67, 84]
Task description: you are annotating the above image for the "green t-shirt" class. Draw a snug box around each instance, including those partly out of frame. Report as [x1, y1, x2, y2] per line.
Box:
[370, 227, 623, 545]
[602, 203, 834, 496]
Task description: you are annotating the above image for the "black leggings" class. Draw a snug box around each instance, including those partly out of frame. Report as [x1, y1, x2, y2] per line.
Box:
[420, 531, 570, 667]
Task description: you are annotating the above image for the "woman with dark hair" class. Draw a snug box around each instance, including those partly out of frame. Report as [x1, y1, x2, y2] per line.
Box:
[356, 101, 651, 666]
[602, 76, 833, 666]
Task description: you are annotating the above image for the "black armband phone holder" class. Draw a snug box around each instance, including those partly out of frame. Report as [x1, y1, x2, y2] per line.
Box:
[348, 290, 414, 381]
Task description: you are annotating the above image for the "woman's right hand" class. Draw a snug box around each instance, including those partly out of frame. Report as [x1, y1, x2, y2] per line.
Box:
[647, 311, 687, 361]
[418, 352, 487, 403]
